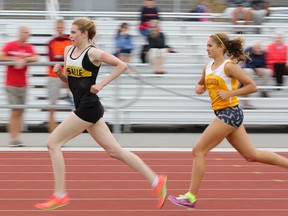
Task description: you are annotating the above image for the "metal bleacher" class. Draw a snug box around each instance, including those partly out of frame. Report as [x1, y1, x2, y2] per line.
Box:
[0, 10, 288, 131]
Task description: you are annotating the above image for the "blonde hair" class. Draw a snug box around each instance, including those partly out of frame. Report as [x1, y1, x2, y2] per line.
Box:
[72, 17, 96, 41]
[55, 19, 64, 25]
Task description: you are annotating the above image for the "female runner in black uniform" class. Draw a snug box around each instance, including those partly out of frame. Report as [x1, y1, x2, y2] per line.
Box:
[35, 17, 167, 210]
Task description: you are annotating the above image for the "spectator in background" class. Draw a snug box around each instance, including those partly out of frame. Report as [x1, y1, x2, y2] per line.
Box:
[47, 19, 72, 133]
[229, 1, 253, 34]
[250, 0, 270, 34]
[114, 22, 134, 63]
[147, 20, 168, 74]
[0, 26, 39, 147]
[226, 0, 249, 8]
[138, 0, 160, 36]
[226, 0, 252, 23]
[242, 41, 272, 108]
[194, 0, 212, 22]
[266, 33, 288, 88]
[226, 0, 269, 34]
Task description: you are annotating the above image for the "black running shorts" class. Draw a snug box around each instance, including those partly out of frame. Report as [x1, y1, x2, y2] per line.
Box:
[74, 102, 104, 124]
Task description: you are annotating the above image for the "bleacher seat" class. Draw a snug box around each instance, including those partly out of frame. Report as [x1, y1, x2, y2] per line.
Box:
[0, 15, 288, 130]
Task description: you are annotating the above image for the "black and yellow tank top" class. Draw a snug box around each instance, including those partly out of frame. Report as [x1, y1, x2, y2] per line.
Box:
[66, 45, 101, 108]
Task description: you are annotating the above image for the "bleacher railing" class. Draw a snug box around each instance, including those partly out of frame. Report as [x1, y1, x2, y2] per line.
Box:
[0, 9, 287, 21]
[1, 61, 288, 129]
[0, 10, 288, 129]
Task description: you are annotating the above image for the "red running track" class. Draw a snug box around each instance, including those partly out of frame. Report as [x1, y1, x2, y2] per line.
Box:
[0, 151, 288, 216]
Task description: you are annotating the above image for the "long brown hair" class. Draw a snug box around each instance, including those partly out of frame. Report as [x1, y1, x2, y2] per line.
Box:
[210, 32, 248, 63]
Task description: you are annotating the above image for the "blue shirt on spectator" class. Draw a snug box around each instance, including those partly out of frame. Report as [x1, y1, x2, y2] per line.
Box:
[244, 47, 267, 69]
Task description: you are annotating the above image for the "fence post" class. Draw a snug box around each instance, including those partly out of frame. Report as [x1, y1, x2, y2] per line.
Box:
[46, 0, 60, 20]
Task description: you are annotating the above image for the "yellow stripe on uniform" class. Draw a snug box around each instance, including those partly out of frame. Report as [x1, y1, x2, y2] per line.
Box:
[66, 66, 92, 77]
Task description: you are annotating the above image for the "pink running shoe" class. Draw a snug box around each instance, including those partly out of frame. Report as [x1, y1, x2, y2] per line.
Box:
[168, 193, 196, 209]
[153, 175, 167, 209]
[35, 195, 70, 210]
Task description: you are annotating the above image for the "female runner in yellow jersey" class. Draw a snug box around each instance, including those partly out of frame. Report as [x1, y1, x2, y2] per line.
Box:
[168, 32, 288, 209]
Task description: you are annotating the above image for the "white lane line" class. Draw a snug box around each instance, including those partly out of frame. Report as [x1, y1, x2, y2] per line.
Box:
[1, 188, 288, 191]
[0, 179, 286, 182]
[0, 198, 287, 201]
[0, 171, 287, 174]
[0, 209, 287, 212]
[0, 147, 288, 152]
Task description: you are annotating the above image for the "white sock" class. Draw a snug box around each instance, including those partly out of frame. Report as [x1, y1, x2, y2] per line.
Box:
[53, 192, 66, 199]
[151, 176, 159, 188]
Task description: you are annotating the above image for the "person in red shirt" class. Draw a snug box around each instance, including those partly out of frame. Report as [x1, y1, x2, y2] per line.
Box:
[138, 0, 160, 36]
[0, 26, 39, 147]
[266, 33, 288, 88]
[47, 19, 72, 132]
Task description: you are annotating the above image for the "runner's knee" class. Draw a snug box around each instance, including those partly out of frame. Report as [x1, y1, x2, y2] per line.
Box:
[106, 147, 123, 160]
[243, 151, 258, 162]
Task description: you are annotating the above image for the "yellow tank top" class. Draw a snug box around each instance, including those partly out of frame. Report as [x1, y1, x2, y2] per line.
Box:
[205, 59, 239, 111]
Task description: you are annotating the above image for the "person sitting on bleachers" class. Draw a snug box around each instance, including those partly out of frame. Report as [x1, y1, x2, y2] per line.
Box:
[185, 0, 212, 22]
[250, 0, 270, 34]
[138, 0, 160, 37]
[114, 22, 134, 63]
[147, 20, 168, 74]
[224, 0, 269, 34]
[242, 41, 272, 108]
[225, 0, 252, 27]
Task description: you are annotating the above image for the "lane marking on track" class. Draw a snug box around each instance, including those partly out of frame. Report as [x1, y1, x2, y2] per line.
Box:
[1, 147, 288, 152]
[0, 209, 287, 212]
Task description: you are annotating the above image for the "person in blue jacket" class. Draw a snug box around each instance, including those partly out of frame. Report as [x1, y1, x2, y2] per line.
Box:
[114, 22, 134, 63]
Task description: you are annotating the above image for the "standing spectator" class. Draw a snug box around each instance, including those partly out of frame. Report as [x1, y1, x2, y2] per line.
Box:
[47, 19, 72, 133]
[266, 33, 288, 88]
[138, 0, 160, 37]
[0, 26, 39, 147]
[242, 41, 272, 108]
[147, 20, 168, 74]
[114, 22, 134, 63]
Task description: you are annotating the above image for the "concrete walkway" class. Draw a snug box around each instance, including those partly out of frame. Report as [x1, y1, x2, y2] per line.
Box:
[1, 132, 288, 151]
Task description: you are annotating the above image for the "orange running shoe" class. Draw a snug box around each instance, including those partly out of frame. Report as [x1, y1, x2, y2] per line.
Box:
[153, 175, 167, 209]
[35, 194, 70, 210]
